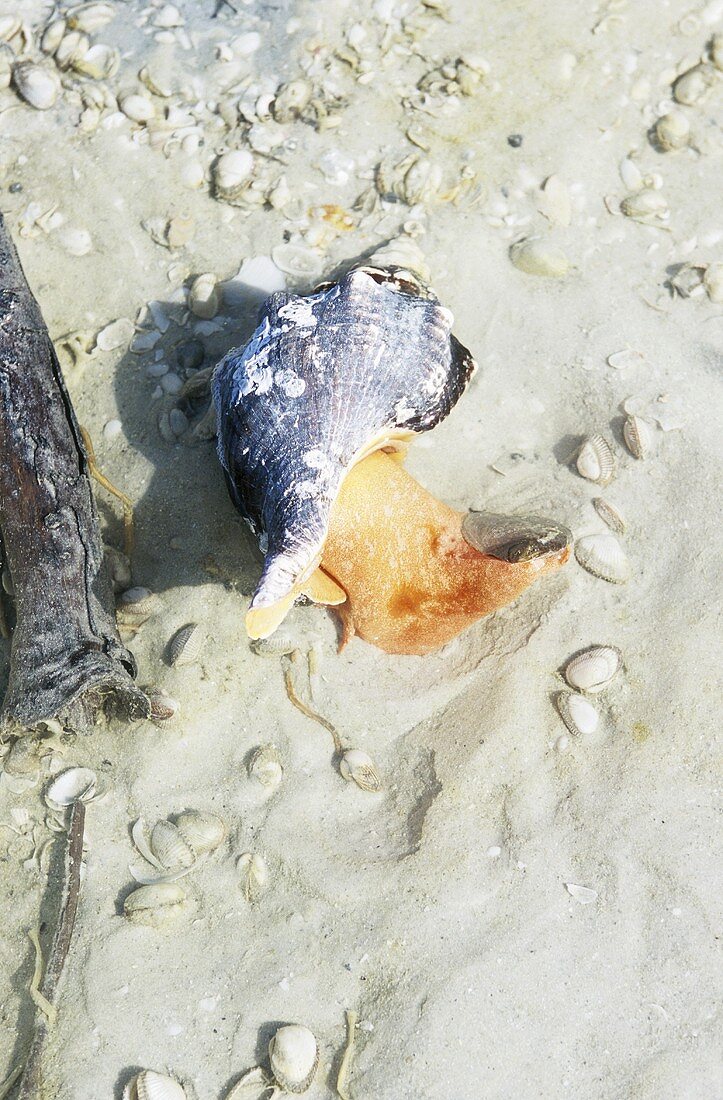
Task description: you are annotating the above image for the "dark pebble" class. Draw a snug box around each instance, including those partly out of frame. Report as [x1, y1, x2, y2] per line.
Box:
[176, 338, 205, 372]
[507, 134, 523, 148]
[9, 182, 22, 193]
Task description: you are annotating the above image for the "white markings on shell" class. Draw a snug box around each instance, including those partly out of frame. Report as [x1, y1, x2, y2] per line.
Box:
[340, 749, 382, 793]
[123, 882, 187, 927]
[565, 646, 621, 693]
[509, 237, 570, 277]
[45, 767, 99, 809]
[12, 62, 60, 110]
[188, 274, 220, 319]
[248, 745, 284, 790]
[623, 415, 652, 459]
[655, 111, 690, 151]
[268, 1025, 319, 1094]
[556, 692, 599, 736]
[576, 435, 616, 485]
[122, 1069, 186, 1100]
[575, 533, 630, 584]
[168, 622, 207, 666]
[592, 498, 626, 535]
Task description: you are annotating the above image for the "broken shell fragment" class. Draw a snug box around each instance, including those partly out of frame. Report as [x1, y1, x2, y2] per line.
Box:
[509, 237, 570, 277]
[620, 189, 668, 221]
[12, 62, 60, 110]
[175, 810, 226, 855]
[268, 1024, 319, 1094]
[45, 767, 98, 809]
[703, 262, 723, 303]
[556, 692, 599, 736]
[670, 263, 706, 298]
[655, 111, 690, 151]
[575, 533, 630, 584]
[168, 622, 207, 666]
[564, 646, 621, 693]
[576, 434, 616, 485]
[592, 497, 626, 535]
[272, 79, 312, 122]
[248, 744, 284, 790]
[123, 882, 188, 927]
[224, 1067, 272, 1098]
[673, 62, 719, 105]
[339, 749, 382, 793]
[188, 274, 221, 320]
[623, 414, 652, 459]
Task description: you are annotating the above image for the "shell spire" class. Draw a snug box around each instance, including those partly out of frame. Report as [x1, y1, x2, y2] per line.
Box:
[213, 257, 476, 638]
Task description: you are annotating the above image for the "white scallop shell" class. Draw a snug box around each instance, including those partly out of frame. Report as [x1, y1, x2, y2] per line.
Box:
[509, 237, 570, 277]
[339, 749, 382, 793]
[576, 435, 616, 485]
[122, 1069, 186, 1100]
[175, 810, 226, 855]
[575, 533, 630, 584]
[564, 646, 621, 693]
[556, 692, 599, 736]
[268, 1025, 319, 1094]
[168, 622, 207, 666]
[623, 414, 652, 459]
[592, 498, 626, 535]
[12, 62, 60, 110]
[248, 745, 284, 790]
[45, 767, 98, 809]
[150, 821, 196, 872]
[123, 883, 187, 926]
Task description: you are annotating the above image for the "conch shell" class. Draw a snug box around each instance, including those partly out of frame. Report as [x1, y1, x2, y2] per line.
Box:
[214, 247, 570, 655]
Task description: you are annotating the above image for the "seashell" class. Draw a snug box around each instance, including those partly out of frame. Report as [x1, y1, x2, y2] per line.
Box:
[117, 586, 162, 624]
[0, 44, 13, 90]
[145, 687, 180, 723]
[121, 93, 155, 123]
[673, 62, 719, 105]
[270, 242, 322, 279]
[174, 810, 226, 855]
[339, 749, 382, 792]
[620, 189, 668, 221]
[509, 237, 570, 277]
[376, 154, 443, 206]
[180, 160, 205, 190]
[55, 30, 90, 70]
[248, 744, 284, 790]
[224, 1067, 272, 1099]
[45, 767, 98, 809]
[556, 692, 599, 736]
[188, 274, 220, 320]
[166, 214, 194, 249]
[268, 1025, 319, 1094]
[97, 317, 134, 351]
[703, 262, 723, 303]
[538, 175, 571, 226]
[574, 533, 630, 584]
[576, 434, 616, 485]
[12, 62, 60, 111]
[168, 622, 207, 666]
[73, 43, 120, 80]
[564, 646, 621, 693]
[670, 263, 706, 298]
[272, 79, 312, 122]
[712, 33, 723, 71]
[67, 2, 116, 33]
[213, 150, 254, 204]
[154, 4, 184, 27]
[565, 882, 598, 904]
[150, 820, 196, 872]
[655, 111, 690, 151]
[623, 414, 652, 459]
[0, 16, 20, 41]
[57, 226, 93, 257]
[606, 348, 644, 370]
[592, 497, 626, 535]
[619, 157, 643, 192]
[123, 882, 187, 927]
[238, 852, 269, 900]
[41, 18, 67, 54]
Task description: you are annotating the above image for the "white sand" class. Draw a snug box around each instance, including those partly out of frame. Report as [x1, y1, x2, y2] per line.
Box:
[1, 1, 721, 1097]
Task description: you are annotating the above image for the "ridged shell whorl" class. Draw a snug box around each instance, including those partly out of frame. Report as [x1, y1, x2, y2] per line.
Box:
[213, 263, 476, 618]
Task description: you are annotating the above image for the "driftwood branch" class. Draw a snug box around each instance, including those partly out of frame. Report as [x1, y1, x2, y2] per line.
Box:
[17, 800, 86, 1100]
[0, 213, 148, 732]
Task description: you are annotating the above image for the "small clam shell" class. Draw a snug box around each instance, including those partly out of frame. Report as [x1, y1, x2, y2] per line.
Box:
[123, 1070, 186, 1100]
[576, 434, 616, 485]
[703, 262, 723, 303]
[509, 237, 570, 277]
[146, 686, 180, 723]
[67, 2, 116, 33]
[623, 414, 652, 459]
[188, 274, 220, 320]
[123, 882, 187, 927]
[340, 749, 382, 793]
[0, 16, 20, 41]
[272, 79, 312, 122]
[607, 348, 644, 370]
[670, 263, 706, 298]
[248, 744, 284, 790]
[673, 62, 718, 105]
[592, 498, 626, 535]
[96, 317, 134, 351]
[55, 30, 90, 70]
[150, 820, 196, 872]
[712, 33, 723, 71]
[121, 93, 155, 123]
[268, 1025, 319, 1094]
[575, 533, 630, 584]
[41, 18, 67, 54]
[12, 62, 60, 110]
[168, 622, 207, 666]
[556, 692, 599, 736]
[72, 43, 120, 80]
[224, 1067, 271, 1099]
[214, 150, 254, 203]
[620, 189, 668, 221]
[564, 646, 621, 693]
[655, 111, 690, 151]
[270, 242, 323, 278]
[117, 586, 162, 625]
[45, 767, 98, 809]
[238, 852, 269, 900]
[174, 810, 226, 855]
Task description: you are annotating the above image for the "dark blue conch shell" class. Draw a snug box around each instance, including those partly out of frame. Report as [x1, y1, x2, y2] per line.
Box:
[213, 259, 476, 638]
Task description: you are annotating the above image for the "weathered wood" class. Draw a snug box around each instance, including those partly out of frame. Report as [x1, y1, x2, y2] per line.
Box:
[0, 213, 148, 732]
